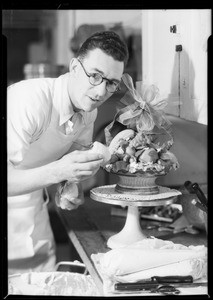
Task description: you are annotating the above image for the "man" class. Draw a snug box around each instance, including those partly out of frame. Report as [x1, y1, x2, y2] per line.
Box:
[7, 31, 129, 274]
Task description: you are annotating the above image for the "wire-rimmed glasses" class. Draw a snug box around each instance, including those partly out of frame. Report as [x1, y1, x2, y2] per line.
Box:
[77, 59, 120, 93]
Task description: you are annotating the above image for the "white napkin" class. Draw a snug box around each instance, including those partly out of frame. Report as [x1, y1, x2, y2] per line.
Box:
[91, 237, 207, 295]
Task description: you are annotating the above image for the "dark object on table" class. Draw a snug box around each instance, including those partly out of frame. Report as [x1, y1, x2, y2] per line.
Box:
[140, 204, 182, 223]
[111, 204, 182, 223]
[184, 181, 208, 212]
[179, 182, 207, 231]
[114, 275, 206, 294]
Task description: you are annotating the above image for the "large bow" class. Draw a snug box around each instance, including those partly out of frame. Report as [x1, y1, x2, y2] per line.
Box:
[105, 74, 173, 145]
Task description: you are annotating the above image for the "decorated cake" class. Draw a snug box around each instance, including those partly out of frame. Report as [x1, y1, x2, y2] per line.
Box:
[103, 74, 179, 195]
[56, 74, 179, 204]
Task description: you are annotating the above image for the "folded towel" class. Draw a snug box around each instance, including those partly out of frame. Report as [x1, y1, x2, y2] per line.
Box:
[91, 237, 207, 295]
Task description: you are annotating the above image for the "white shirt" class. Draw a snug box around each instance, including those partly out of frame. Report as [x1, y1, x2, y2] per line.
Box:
[7, 72, 97, 269]
[7, 72, 97, 168]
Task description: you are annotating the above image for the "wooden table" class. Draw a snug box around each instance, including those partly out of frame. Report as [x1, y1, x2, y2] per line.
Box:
[55, 195, 207, 295]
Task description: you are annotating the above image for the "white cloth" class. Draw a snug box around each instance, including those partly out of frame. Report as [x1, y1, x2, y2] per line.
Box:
[7, 73, 97, 273]
[8, 272, 100, 296]
[91, 238, 207, 295]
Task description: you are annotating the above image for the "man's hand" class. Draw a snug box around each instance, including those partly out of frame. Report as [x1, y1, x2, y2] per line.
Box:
[7, 150, 103, 197]
[56, 150, 103, 183]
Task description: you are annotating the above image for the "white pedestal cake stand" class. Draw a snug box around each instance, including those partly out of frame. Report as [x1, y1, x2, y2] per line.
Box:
[90, 184, 181, 249]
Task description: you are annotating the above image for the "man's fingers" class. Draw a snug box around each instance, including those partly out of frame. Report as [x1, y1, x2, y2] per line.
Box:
[72, 150, 103, 163]
[59, 151, 103, 182]
[74, 160, 103, 172]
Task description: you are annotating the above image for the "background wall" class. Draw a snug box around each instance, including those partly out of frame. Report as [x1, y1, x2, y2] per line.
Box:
[141, 9, 211, 125]
[52, 10, 142, 66]
[3, 9, 142, 83]
[3, 9, 210, 125]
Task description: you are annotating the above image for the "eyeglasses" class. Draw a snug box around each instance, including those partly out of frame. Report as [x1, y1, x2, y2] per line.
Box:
[77, 59, 120, 93]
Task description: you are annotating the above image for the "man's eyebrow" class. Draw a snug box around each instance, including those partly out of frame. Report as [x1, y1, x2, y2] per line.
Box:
[92, 67, 121, 83]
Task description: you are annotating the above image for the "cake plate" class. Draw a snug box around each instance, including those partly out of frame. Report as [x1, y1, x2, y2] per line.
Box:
[90, 184, 181, 249]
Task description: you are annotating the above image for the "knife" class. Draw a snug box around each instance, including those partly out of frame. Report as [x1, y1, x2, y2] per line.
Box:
[114, 282, 207, 292]
[114, 276, 207, 291]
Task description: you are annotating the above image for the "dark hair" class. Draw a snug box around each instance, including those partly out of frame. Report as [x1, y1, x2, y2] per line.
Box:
[77, 31, 129, 67]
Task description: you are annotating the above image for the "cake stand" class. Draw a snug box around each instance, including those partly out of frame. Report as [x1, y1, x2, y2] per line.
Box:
[90, 184, 181, 249]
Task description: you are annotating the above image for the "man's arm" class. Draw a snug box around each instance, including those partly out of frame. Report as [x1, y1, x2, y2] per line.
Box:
[7, 82, 102, 197]
[8, 150, 103, 196]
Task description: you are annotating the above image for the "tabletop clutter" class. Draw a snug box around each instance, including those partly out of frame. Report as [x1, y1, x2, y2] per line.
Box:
[90, 74, 207, 296]
[91, 237, 207, 296]
[8, 74, 207, 296]
[8, 270, 100, 296]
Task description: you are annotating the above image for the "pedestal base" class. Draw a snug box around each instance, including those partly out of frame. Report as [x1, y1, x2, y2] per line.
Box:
[107, 205, 147, 249]
[90, 185, 181, 249]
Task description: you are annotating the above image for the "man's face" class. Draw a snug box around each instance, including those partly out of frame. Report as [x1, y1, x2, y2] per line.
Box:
[68, 48, 124, 112]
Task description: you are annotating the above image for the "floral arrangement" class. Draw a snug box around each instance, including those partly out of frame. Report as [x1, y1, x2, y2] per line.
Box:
[104, 74, 179, 176]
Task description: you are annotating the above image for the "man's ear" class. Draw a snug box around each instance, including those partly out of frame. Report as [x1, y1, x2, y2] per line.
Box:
[69, 58, 78, 73]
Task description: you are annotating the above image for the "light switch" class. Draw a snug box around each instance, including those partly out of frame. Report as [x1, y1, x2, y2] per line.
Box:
[170, 25, 177, 33]
[170, 24, 181, 34]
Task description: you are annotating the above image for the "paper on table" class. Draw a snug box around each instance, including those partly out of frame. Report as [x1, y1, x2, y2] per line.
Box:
[8, 272, 100, 296]
[91, 237, 207, 295]
[95, 238, 206, 277]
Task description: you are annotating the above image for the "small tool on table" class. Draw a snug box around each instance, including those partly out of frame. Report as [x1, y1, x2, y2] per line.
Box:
[114, 275, 207, 295]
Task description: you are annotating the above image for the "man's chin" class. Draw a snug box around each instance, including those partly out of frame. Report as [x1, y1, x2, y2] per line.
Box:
[82, 99, 102, 112]
[80, 104, 96, 112]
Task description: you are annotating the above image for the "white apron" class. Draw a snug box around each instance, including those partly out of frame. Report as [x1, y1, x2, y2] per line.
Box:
[8, 104, 84, 275]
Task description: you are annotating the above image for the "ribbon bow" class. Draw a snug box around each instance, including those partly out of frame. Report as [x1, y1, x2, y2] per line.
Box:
[105, 74, 173, 145]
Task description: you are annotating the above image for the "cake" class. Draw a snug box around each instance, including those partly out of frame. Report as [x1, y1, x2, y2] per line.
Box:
[105, 128, 179, 176]
[103, 74, 179, 195]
